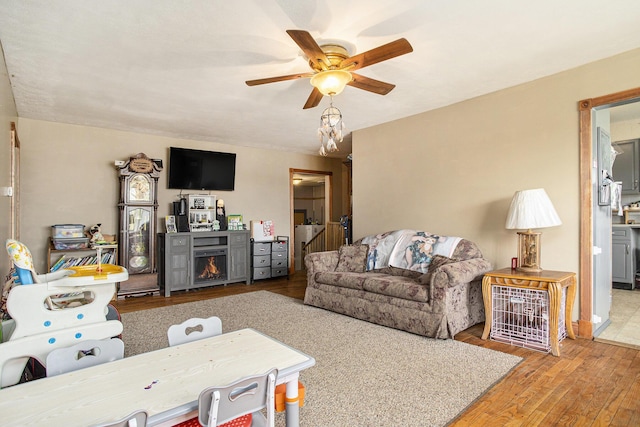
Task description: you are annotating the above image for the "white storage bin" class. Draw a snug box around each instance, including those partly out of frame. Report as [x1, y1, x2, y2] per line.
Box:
[51, 224, 85, 239]
[52, 237, 90, 250]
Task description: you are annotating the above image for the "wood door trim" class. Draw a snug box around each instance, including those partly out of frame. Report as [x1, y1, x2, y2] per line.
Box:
[289, 169, 333, 274]
[578, 86, 640, 338]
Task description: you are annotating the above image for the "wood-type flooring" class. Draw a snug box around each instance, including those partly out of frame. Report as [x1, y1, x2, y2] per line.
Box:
[112, 272, 640, 426]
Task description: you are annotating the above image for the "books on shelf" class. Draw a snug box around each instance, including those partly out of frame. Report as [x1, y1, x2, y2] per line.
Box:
[50, 250, 116, 272]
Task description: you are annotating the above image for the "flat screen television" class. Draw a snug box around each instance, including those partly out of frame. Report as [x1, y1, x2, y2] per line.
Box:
[168, 147, 236, 191]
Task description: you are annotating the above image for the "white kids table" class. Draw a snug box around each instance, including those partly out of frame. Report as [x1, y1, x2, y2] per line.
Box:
[0, 328, 315, 427]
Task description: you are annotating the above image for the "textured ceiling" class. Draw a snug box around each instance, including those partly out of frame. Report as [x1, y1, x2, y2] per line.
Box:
[2, 0, 640, 159]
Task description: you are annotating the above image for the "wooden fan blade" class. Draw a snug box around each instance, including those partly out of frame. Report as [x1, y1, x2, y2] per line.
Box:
[245, 72, 313, 86]
[303, 87, 323, 109]
[340, 38, 413, 71]
[286, 29, 331, 70]
[348, 73, 395, 95]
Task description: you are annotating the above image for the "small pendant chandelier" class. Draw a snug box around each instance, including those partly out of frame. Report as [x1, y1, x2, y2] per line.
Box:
[317, 96, 345, 156]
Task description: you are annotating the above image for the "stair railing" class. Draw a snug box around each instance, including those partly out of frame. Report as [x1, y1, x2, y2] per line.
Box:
[301, 222, 346, 267]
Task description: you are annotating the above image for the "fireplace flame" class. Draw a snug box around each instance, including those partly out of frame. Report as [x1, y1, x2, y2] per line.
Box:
[198, 256, 220, 279]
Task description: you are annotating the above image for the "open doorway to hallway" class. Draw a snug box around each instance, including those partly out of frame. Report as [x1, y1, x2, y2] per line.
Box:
[290, 169, 331, 271]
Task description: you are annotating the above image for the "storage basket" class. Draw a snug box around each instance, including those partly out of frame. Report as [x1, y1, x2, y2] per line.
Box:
[490, 285, 566, 353]
[51, 224, 85, 239]
[52, 237, 90, 250]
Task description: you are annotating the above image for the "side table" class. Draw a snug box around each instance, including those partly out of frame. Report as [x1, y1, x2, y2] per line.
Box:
[481, 268, 576, 356]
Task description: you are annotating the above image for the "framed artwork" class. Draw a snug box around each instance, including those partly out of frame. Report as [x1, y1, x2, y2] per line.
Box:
[227, 214, 243, 229]
[165, 215, 177, 233]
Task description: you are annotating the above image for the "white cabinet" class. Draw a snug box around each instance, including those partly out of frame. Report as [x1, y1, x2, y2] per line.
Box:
[187, 194, 217, 232]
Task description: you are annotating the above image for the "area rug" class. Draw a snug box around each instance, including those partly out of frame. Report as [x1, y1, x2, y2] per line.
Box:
[120, 291, 522, 426]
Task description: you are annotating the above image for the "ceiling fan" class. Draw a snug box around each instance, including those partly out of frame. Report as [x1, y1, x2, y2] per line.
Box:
[245, 29, 413, 109]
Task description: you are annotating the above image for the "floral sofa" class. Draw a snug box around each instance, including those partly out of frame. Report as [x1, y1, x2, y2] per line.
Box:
[303, 230, 492, 339]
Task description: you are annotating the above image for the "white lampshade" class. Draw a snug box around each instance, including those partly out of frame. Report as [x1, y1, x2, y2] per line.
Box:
[505, 188, 562, 230]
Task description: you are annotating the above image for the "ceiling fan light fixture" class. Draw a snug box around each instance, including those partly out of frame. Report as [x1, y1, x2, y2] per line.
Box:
[310, 70, 352, 96]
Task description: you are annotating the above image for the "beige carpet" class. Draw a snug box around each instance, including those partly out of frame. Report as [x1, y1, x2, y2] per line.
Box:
[120, 291, 522, 426]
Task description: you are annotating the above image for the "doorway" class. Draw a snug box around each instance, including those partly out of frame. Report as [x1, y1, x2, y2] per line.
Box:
[579, 87, 640, 340]
[289, 169, 332, 272]
[594, 102, 640, 348]
[294, 210, 307, 226]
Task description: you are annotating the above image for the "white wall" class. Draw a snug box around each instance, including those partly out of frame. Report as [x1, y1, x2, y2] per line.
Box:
[16, 118, 343, 272]
[352, 48, 640, 322]
[611, 117, 640, 142]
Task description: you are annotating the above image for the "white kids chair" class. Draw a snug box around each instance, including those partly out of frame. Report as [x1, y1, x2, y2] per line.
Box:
[167, 316, 223, 346]
[174, 368, 278, 427]
[45, 338, 125, 377]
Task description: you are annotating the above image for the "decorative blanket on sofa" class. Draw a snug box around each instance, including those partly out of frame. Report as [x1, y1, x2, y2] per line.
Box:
[357, 230, 462, 273]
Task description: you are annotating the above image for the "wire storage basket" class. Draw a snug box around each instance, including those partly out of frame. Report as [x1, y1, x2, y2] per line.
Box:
[490, 285, 567, 353]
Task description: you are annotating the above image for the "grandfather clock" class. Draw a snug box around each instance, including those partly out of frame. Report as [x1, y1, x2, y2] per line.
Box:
[117, 153, 163, 296]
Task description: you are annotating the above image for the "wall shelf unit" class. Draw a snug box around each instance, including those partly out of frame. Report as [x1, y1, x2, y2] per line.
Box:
[621, 207, 640, 225]
[187, 194, 217, 232]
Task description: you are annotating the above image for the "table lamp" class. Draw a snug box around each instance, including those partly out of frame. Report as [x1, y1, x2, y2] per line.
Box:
[505, 188, 562, 272]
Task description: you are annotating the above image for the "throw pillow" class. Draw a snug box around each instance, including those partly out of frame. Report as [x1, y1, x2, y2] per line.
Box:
[428, 255, 459, 273]
[335, 244, 369, 273]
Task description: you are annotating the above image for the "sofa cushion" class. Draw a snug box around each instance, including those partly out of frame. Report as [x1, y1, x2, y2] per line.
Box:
[374, 266, 433, 286]
[314, 271, 369, 290]
[362, 275, 429, 303]
[335, 244, 369, 273]
[371, 266, 423, 279]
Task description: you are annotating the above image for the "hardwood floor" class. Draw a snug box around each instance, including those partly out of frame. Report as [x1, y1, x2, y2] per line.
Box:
[112, 273, 307, 314]
[112, 272, 640, 426]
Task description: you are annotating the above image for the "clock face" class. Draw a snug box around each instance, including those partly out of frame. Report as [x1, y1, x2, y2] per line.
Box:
[129, 174, 151, 202]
